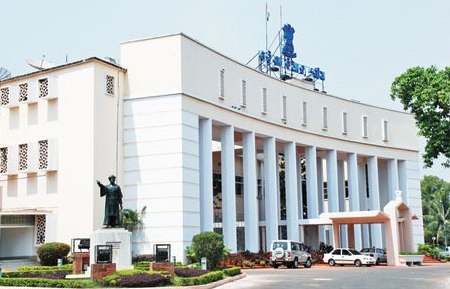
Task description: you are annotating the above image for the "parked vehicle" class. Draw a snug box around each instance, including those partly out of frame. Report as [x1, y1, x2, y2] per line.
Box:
[269, 240, 313, 269]
[360, 247, 387, 265]
[323, 248, 375, 267]
[441, 246, 450, 256]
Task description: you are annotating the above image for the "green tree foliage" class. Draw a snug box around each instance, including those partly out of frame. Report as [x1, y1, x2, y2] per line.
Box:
[191, 232, 225, 270]
[122, 206, 146, 231]
[421, 176, 450, 245]
[391, 66, 450, 168]
[36, 242, 70, 266]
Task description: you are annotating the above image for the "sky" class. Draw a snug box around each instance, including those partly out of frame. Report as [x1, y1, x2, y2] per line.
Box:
[1, 0, 449, 180]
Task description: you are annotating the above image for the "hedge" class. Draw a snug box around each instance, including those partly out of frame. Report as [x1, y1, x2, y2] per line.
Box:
[101, 269, 169, 287]
[173, 271, 223, 286]
[18, 264, 73, 271]
[0, 277, 94, 288]
[223, 267, 241, 276]
[133, 261, 150, 271]
[2, 270, 68, 279]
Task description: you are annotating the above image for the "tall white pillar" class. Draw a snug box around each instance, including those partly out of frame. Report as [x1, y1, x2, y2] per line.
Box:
[285, 142, 299, 241]
[388, 159, 399, 200]
[398, 160, 408, 203]
[199, 118, 213, 232]
[243, 132, 259, 252]
[368, 156, 382, 248]
[316, 157, 326, 243]
[337, 159, 347, 247]
[296, 154, 304, 221]
[326, 150, 339, 213]
[264, 137, 278, 248]
[221, 126, 237, 252]
[305, 146, 318, 218]
[347, 153, 362, 250]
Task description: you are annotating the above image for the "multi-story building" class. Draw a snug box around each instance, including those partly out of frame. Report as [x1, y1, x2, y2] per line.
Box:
[0, 33, 424, 262]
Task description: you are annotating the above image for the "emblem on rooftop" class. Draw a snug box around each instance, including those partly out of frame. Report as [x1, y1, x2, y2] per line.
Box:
[252, 23, 326, 92]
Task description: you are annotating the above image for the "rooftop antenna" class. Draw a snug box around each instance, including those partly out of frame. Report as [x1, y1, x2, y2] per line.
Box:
[104, 57, 118, 65]
[26, 55, 56, 70]
[265, 2, 269, 52]
[0, 67, 12, 81]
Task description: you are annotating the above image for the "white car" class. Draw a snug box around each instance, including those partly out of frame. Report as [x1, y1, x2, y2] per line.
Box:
[323, 248, 375, 267]
[442, 246, 450, 256]
[360, 247, 387, 265]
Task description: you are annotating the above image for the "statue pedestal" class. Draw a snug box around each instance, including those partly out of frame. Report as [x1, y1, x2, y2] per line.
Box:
[90, 228, 132, 270]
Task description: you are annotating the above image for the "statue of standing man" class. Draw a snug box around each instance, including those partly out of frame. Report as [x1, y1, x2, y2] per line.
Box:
[96, 175, 123, 228]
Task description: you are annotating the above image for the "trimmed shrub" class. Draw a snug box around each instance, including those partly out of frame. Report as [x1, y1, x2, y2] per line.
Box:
[3, 271, 67, 279]
[17, 264, 72, 271]
[191, 232, 225, 270]
[133, 261, 150, 271]
[132, 254, 154, 263]
[3, 268, 72, 278]
[117, 273, 167, 287]
[174, 268, 209, 277]
[37, 242, 71, 266]
[0, 278, 94, 288]
[173, 271, 223, 286]
[223, 267, 241, 277]
[102, 269, 169, 287]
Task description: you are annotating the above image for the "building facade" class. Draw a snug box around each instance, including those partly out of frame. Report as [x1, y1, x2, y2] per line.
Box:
[0, 34, 424, 261]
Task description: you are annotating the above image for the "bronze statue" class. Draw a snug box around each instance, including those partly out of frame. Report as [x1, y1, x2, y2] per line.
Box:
[96, 175, 123, 228]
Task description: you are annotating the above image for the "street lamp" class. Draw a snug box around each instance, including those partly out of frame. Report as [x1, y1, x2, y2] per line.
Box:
[432, 236, 436, 247]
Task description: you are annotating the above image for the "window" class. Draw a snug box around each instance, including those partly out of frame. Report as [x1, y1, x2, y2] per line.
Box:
[282, 95, 287, 120]
[18, 144, 28, 171]
[322, 107, 328, 130]
[219, 69, 225, 99]
[241, 80, 247, 107]
[382, 119, 388, 141]
[302, 101, 307, 125]
[344, 180, 349, 198]
[1, 215, 35, 225]
[323, 181, 328, 200]
[342, 112, 348, 134]
[106, 75, 115, 95]
[1, 87, 9, 106]
[19, 83, 28, 102]
[362, 116, 368, 137]
[38, 140, 49, 170]
[365, 164, 370, 198]
[38, 78, 49, 98]
[262, 88, 267, 113]
[0, 147, 7, 173]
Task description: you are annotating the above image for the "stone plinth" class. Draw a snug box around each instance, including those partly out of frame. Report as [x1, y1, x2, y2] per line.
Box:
[72, 252, 90, 274]
[90, 228, 132, 270]
[151, 262, 175, 277]
[91, 263, 116, 281]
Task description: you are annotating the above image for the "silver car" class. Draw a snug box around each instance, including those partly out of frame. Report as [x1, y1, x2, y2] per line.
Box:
[360, 247, 387, 265]
[270, 240, 313, 269]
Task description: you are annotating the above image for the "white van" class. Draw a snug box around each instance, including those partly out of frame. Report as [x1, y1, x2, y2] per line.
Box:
[269, 240, 312, 269]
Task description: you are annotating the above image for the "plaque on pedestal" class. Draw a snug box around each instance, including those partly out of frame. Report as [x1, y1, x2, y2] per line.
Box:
[90, 228, 132, 270]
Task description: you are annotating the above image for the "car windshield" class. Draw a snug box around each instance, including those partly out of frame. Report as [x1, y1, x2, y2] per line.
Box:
[361, 248, 375, 253]
[273, 242, 288, 250]
[349, 250, 361, 255]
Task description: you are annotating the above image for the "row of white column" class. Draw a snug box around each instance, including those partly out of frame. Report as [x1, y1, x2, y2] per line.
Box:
[198, 119, 406, 252]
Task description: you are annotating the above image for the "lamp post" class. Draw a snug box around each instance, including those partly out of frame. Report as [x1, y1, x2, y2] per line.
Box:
[432, 236, 436, 247]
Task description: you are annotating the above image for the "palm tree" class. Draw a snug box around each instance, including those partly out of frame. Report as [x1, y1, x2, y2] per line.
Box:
[122, 206, 147, 232]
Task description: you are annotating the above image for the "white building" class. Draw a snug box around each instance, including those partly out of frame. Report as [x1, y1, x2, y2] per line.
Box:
[0, 33, 424, 262]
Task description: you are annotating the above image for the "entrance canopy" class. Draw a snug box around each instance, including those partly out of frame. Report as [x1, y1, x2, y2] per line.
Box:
[320, 210, 390, 225]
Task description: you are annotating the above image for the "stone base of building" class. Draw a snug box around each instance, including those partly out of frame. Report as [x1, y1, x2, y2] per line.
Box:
[91, 263, 116, 281]
[151, 262, 175, 277]
[90, 228, 132, 270]
[72, 252, 90, 275]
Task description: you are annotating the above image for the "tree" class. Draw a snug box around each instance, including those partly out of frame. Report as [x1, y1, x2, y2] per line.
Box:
[421, 176, 450, 245]
[122, 206, 146, 231]
[390, 66, 450, 168]
[191, 232, 225, 270]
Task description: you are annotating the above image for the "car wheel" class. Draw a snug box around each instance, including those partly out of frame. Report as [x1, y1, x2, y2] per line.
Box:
[328, 259, 336, 266]
[293, 258, 299, 269]
[304, 258, 312, 268]
[376, 258, 380, 265]
[272, 263, 279, 269]
[355, 260, 362, 267]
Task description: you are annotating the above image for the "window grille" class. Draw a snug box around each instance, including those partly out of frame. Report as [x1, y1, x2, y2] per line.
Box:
[362, 116, 368, 137]
[322, 107, 328, 130]
[106, 75, 115, 95]
[35, 215, 46, 245]
[262, 88, 267, 113]
[19, 83, 28, 102]
[302, 101, 307, 125]
[342, 112, 348, 134]
[241, 80, 247, 107]
[219, 69, 225, 99]
[382, 119, 388, 141]
[18, 144, 28, 171]
[0, 87, 9, 106]
[0, 147, 7, 173]
[39, 140, 49, 170]
[38, 78, 49, 98]
[282, 95, 287, 119]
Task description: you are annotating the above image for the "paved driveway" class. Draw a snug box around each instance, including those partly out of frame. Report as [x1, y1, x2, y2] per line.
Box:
[217, 264, 450, 289]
